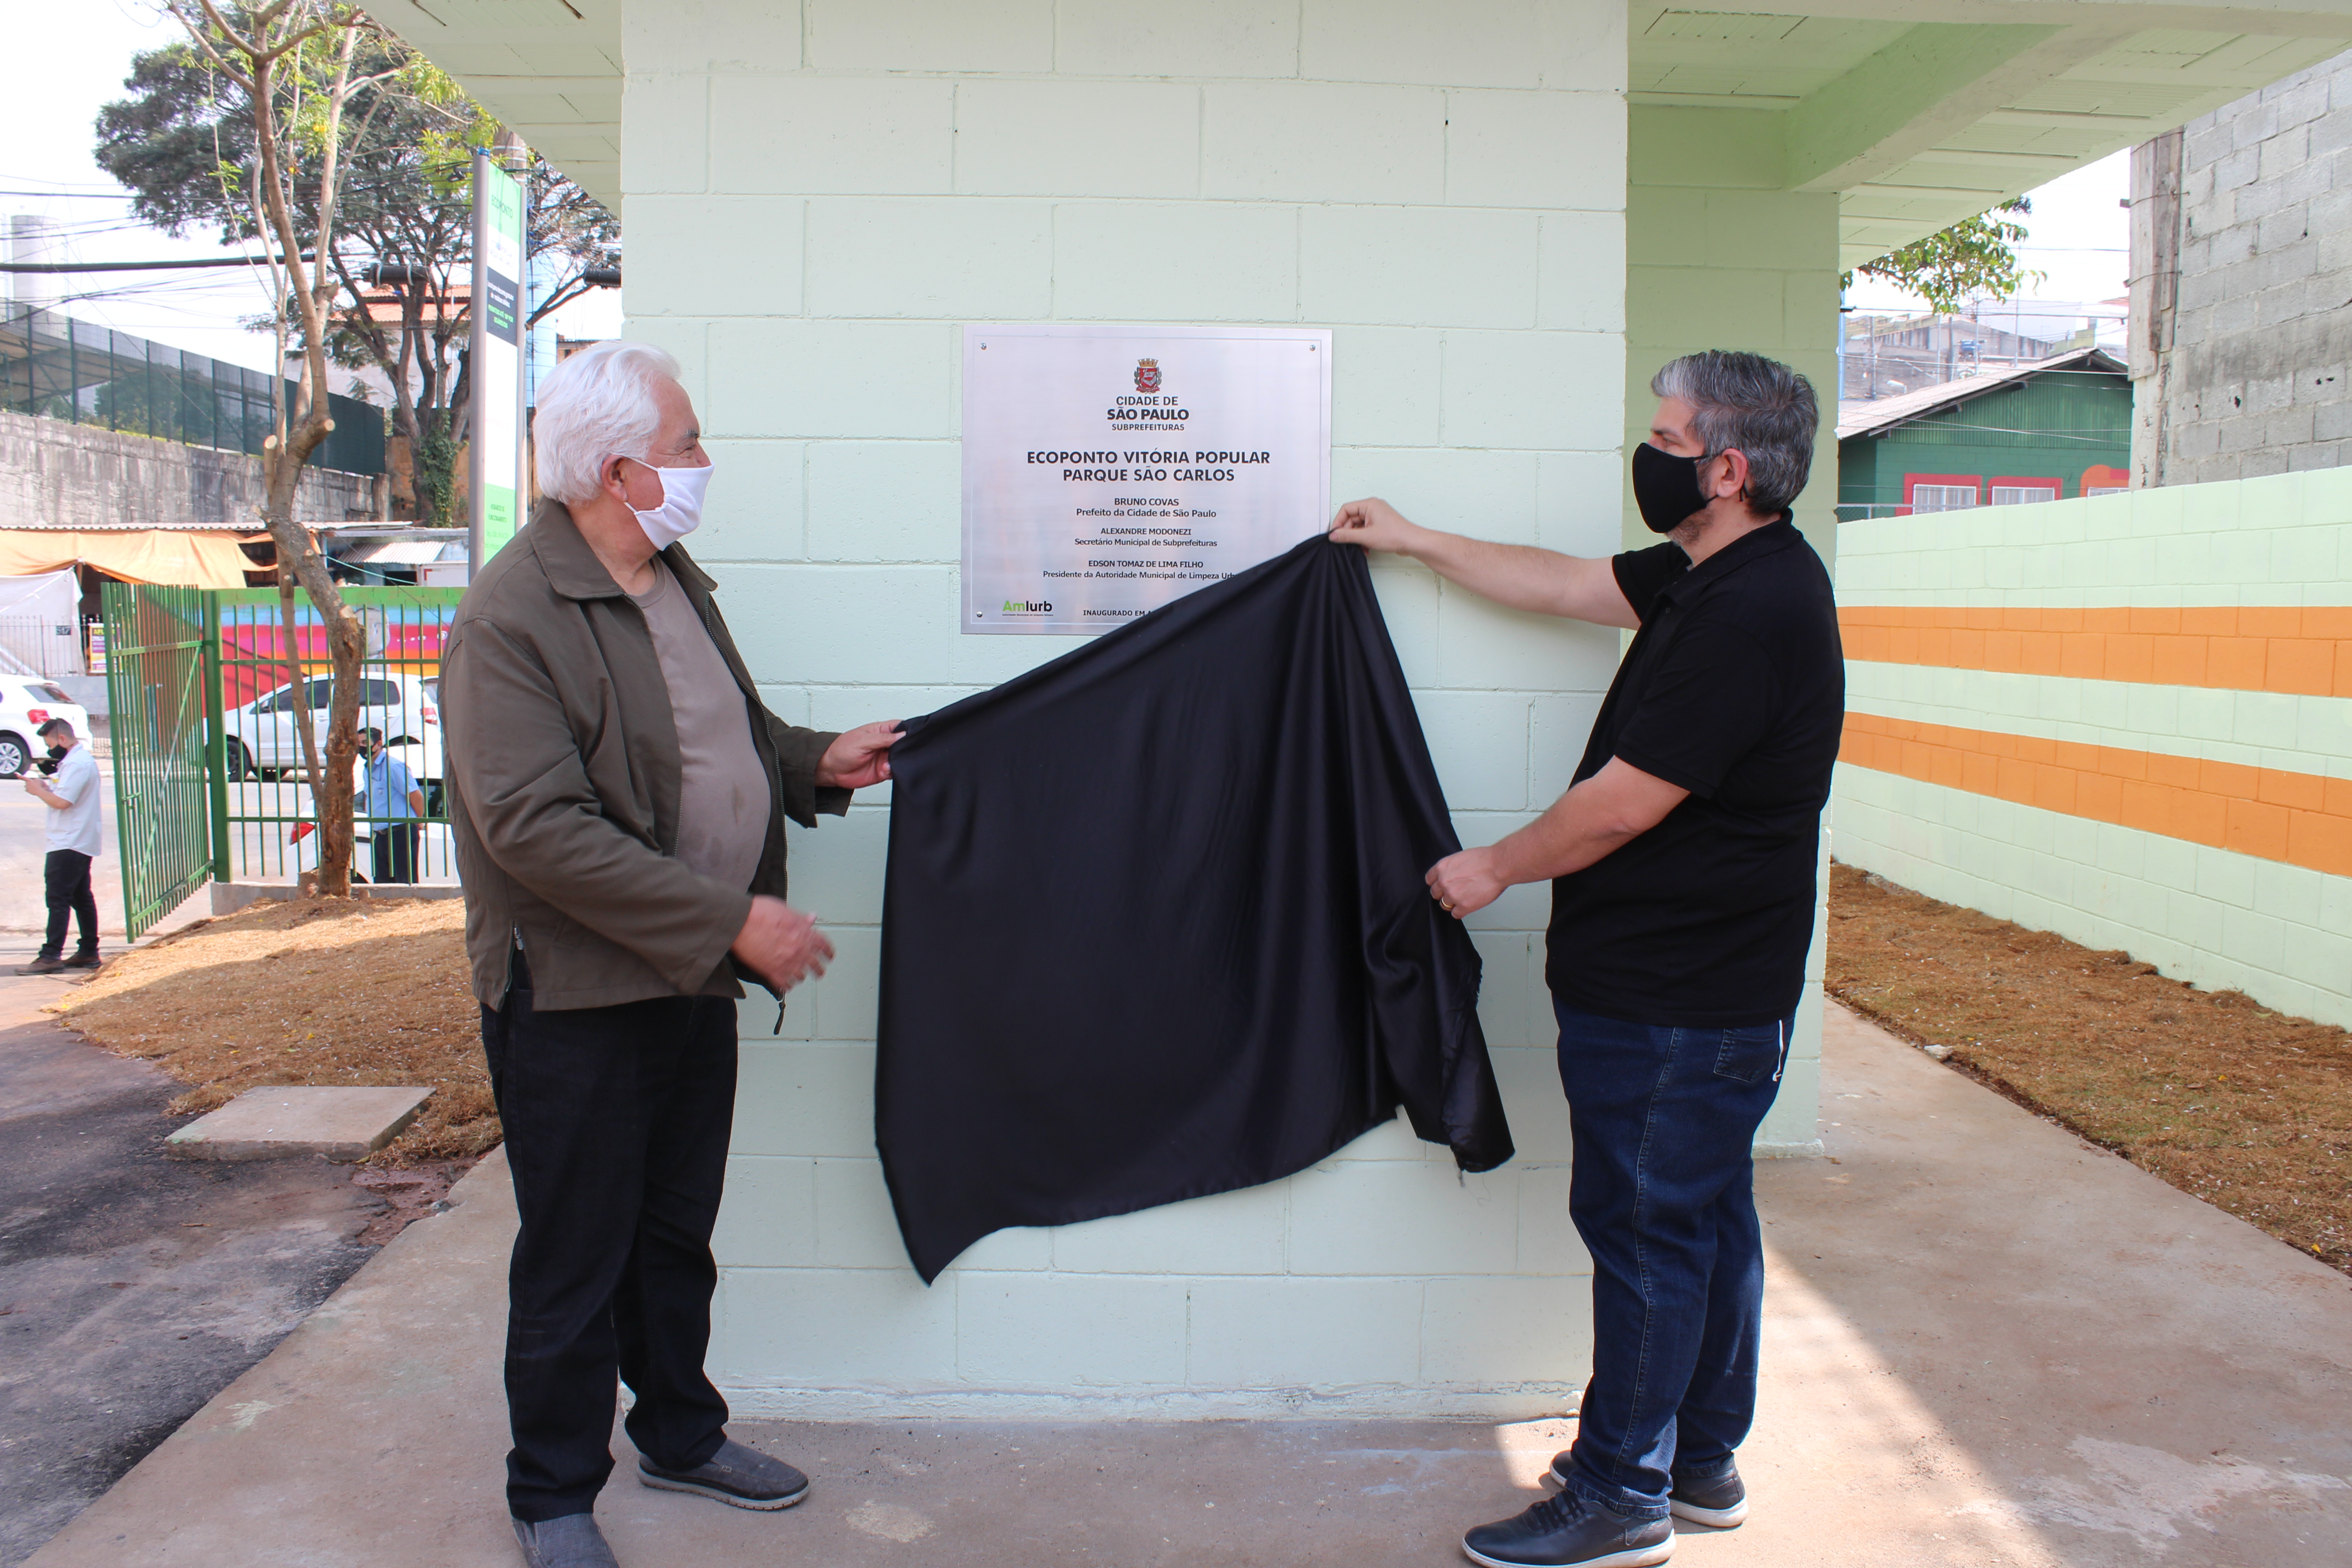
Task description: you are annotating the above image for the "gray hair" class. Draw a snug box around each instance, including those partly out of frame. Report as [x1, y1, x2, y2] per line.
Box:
[1650, 351, 1818, 516]
[532, 340, 684, 505]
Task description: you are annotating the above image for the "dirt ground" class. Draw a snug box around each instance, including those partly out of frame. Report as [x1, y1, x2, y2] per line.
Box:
[1825, 860, 2352, 1277]
[41, 871, 2349, 1276]
[45, 894, 493, 1166]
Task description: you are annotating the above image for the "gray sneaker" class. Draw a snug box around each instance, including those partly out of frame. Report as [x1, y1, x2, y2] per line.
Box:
[638, 1436, 810, 1510]
[512, 1514, 619, 1568]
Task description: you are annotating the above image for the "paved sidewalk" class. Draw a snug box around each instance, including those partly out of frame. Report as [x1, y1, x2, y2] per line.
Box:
[0, 949, 381, 1567]
[24, 1003, 2352, 1568]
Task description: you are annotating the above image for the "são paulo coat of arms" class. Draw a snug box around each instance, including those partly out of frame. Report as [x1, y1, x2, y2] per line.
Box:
[1134, 358, 1161, 394]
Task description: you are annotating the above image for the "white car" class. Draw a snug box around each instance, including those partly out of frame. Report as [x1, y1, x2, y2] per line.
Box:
[0, 677, 92, 778]
[220, 671, 444, 796]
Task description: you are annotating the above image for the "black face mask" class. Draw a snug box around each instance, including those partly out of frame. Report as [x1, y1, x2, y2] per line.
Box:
[1631, 441, 1714, 534]
[45, 745, 66, 762]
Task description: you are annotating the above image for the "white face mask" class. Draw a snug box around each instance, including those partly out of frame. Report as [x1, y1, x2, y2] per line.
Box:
[626, 459, 713, 551]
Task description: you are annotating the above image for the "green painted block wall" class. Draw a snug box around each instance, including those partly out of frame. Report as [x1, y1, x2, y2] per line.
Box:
[1624, 106, 1840, 569]
[1624, 104, 1843, 1153]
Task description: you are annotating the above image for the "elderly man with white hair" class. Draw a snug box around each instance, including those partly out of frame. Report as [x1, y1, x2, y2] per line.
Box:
[442, 340, 899, 1568]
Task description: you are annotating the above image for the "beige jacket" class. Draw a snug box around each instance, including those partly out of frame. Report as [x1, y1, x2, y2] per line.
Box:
[441, 500, 846, 1010]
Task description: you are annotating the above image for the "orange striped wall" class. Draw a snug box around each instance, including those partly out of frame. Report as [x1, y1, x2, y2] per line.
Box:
[1838, 605, 2352, 698]
[1838, 710, 2352, 878]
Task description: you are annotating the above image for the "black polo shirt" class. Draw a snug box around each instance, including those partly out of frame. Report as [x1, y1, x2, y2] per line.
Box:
[1544, 518, 1844, 1028]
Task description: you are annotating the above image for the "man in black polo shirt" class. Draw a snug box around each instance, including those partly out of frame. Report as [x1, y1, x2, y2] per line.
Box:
[1333, 350, 1840, 1568]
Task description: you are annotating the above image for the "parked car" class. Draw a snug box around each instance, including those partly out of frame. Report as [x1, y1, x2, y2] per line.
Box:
[220, 671, 443, 798]
[0, 677, 92, 777]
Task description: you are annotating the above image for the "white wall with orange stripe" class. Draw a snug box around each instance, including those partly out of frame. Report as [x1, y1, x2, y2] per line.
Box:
[1832, 466, 2352, 1029]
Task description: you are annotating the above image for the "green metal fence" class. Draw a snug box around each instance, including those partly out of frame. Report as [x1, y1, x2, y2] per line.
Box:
[100, 584, 462, 936]
[215, 587, 459, 886]
[101, 582, 226, 941]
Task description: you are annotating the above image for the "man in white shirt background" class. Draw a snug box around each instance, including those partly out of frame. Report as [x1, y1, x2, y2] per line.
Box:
[18, 716, 103, 974]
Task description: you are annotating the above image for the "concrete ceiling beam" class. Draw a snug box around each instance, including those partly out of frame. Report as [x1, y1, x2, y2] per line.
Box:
[1785, 22, 2136, 192]
[1637, 1, 2352, 40]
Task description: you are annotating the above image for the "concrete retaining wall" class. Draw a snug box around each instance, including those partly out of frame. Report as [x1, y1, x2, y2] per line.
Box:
[0, 408, 376, 529]
[1833, 468, 2352, 1028]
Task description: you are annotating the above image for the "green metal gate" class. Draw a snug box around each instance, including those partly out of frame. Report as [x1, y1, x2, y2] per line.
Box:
[100, 582, 227, 940]
[99, 583, 463, 938]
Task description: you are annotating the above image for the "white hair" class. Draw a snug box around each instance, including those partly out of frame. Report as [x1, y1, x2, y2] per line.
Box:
[532, 339, 683, 505]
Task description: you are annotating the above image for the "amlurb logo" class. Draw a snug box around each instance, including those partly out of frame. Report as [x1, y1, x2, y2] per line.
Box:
[1001, 599, 1053, 613]
[1134, 358, 1161, 394]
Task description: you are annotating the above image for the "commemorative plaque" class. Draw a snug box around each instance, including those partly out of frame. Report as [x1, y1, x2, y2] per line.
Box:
[961, 324, 1333, 635]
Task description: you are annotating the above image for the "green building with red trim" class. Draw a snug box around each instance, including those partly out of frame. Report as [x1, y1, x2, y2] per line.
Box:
[1836, 347, 2132, 521]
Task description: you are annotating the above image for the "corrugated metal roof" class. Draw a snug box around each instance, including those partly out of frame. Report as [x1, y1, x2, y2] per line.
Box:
[1836, 348, 2127, 441]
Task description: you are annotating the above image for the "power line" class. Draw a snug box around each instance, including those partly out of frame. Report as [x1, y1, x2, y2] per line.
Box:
[1, 252, 312, 273]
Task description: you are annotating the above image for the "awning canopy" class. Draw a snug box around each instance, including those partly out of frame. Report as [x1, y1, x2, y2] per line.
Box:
[0, 529, 259, 590]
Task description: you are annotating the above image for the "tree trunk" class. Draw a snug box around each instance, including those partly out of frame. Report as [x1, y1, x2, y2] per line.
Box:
[261, 449, 365, 897]
[277, 569, 319, 797]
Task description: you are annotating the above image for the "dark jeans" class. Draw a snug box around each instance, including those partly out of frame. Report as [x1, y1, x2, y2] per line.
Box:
[40, 849, 97, 960]
[369, 822, 419, 884]
[1553, 996, 1790, 1519]
[482, 948, 739, 1522]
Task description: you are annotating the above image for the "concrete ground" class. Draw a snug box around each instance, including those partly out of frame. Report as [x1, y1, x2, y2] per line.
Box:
[22, 1003, 2352, 1568]
[0, 949, 384, 1567]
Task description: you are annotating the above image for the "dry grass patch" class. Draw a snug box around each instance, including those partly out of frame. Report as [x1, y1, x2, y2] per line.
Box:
[1826, 861, 2352, 1276]
[50, 894, 493, 1165]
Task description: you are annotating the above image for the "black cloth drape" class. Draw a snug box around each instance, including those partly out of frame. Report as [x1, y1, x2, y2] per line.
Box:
[876, 535, 1514, 1282]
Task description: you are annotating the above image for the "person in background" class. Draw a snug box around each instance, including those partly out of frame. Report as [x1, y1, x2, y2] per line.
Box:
[1334, 350, 1841, 1568]
[442, 340, 901, 1568]
[357, 725, 426, 884]
[18, 716, 103, 975]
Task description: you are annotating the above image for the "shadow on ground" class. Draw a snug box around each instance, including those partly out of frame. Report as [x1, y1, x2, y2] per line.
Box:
[20, 1005, 2352, 1568]
[1749, 1005, 2352, 1567]
[0, 1009, 382, 1567]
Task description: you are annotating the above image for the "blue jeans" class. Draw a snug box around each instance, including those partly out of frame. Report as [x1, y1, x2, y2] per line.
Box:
[1553, 997, 1790, 1519]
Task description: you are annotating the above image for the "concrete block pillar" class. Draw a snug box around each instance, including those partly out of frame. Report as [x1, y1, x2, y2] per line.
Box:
[1625, 105, 1841, 1154]
[621, 0, 1635, 1414]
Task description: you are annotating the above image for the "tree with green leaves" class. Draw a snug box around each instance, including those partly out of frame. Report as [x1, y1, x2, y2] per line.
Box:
[96, 14, 617, 524]
[1842, 198, 2043, 314]
[146, 0, 373, 895]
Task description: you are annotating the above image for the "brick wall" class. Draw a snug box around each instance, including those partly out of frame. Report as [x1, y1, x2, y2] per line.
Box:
[1833, 469, 2352, 1030]
[2159, 47, 2352, 483]
[621, 0, 1636, 1415]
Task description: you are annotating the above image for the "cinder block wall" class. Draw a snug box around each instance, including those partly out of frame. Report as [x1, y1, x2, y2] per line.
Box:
[2160, 47, 2352, 483]
[1624, 106, 1841, 1152]
[1834, 469, 2352, 1029]
[620, 0, 1631, 1415]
